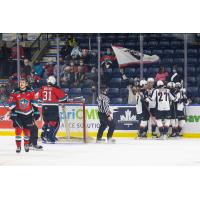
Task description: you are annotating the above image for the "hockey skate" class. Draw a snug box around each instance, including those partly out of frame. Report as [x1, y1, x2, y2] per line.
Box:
[152, 132, 159, 139]
[24, 145, 29, 152]
[96, 138, 106, 143]
[33, 145, 43, 150]
[107, 138, 116, 144]
[16, 147, 21, 153]
[41, 132, 47, 143]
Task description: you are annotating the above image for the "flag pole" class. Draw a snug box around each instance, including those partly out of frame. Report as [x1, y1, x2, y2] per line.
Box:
[140, 34, 144, 80]
[97, 34, 101, 96]
[184, 33, 188, 90]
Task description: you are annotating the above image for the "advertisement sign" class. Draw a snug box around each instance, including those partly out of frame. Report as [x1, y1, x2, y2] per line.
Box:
[0, 105, 200, 137]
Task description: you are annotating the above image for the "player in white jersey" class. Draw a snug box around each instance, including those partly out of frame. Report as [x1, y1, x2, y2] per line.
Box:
[167, 81, 177, 137]
[147, 80, 176, 139]
[135, 80, 150, 138]
[174, 82, 189, 137]
[147, 78, 157, 138]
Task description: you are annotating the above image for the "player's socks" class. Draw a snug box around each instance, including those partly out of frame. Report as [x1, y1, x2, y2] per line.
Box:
[164, 126, 169, 135]
[159, 127, 164, 138]
[152, 125, 157, 137]
[138, 127, 144, 138]
[177, 126, 183, 137]
[15, 128, 22, 150]
[41, 124, 48, 142]
[170, 127, 177, 137]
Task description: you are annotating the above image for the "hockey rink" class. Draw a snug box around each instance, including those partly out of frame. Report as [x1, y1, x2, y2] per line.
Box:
[1, 136, 200, 166]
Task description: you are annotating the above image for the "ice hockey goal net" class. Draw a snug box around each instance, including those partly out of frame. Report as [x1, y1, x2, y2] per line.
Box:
[56, 102, 88, 143]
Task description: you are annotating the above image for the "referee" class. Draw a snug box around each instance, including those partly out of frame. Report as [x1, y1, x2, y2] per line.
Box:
[96, 85, 116, 143]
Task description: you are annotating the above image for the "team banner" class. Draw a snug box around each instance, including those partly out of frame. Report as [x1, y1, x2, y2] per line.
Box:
[0, 105, 200, 136]
[111, 45, 160, 68]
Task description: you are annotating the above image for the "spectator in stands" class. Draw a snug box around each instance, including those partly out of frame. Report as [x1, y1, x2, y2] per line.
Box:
[43, 62, 55, 78]
[32, 60, 44, 78]
[21, 59, 31, 77]
[60, 34, 77, 59]
[73, 65, 85, 87]
[60, 66, 75, 88]
[101, 48, 116, 69]
[10, 44, 25, 59]
[0, 42, 10, 77]
[69, 60, 77, 73]
[78, 59, 88, 72]
[79, 48, 97, 70]
[155, 66, 169, 82]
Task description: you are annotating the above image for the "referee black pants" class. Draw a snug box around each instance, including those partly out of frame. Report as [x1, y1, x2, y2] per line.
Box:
[97, 112, 116, 139]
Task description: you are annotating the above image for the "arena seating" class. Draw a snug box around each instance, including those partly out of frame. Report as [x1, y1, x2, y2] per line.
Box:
[36, 33, 200, 104]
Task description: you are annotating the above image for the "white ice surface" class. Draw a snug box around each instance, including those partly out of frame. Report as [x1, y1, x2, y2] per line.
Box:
[1, 136, 200, 166]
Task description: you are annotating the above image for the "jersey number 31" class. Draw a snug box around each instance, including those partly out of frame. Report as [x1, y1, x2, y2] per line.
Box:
[43, 91, 52, 101]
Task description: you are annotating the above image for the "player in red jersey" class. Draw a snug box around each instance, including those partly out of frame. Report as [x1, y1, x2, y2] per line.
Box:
[7, 78, 39, 153]
[38, 76, 68, 143]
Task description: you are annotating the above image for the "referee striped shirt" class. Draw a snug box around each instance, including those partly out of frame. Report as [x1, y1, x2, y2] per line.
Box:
[97, 94, 111, 116]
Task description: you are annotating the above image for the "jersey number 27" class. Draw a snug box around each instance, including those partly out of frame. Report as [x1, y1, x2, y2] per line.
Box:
[158, 92, 168, 102]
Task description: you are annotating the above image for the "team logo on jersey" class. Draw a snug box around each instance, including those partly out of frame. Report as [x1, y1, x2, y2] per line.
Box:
[19, 98, 29, 109]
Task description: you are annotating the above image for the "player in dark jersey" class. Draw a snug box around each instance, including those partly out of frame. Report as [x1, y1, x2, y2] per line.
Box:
[38, 76, 67, 143]
[167, 82, 177, 137]
[135, 80, 150, 138]
[7, 78, 39, 153]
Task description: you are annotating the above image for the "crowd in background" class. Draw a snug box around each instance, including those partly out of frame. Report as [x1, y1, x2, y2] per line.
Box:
[0, 34, 185, 103]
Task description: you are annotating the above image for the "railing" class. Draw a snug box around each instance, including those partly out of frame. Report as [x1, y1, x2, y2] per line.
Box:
[29, 33, 49, 59]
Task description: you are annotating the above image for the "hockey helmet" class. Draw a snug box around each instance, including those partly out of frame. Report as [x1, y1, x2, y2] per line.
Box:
[47, 76, 56, 85]
[139, 80, 147, 87]
[167, 82, 175, 88]
[157, 80, 164, 87]
[147, 77, 154, 83]
[175, 82, 181, 88]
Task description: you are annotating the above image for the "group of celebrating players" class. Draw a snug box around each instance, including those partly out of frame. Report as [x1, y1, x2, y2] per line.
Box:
[133, 77, 189, 139]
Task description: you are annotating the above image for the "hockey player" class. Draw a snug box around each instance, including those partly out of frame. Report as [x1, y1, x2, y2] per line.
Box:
[7, 78, 39, 153]
[147, 78, 157, 138]
[96, 85, 116, 143]
[29, 105, 43, 150]
[174, 82, 189, 137]
[167, 82, 177, 137]
[38, 76, 68, 143]
[135, 80, 150, 138]
[147, 80, 176, 139]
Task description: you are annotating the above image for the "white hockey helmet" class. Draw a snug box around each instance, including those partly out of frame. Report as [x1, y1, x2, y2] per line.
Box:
[140, 80, 147, 87]
[167, 82, 175, 88]
[175, 82, 181, 88]
[47, 76, 56, 85]
[157, 80, 164, 87]
[147, 77, 154, 83]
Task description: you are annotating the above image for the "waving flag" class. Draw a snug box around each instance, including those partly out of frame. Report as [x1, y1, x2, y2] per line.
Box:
[111, 45, 160, 68]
